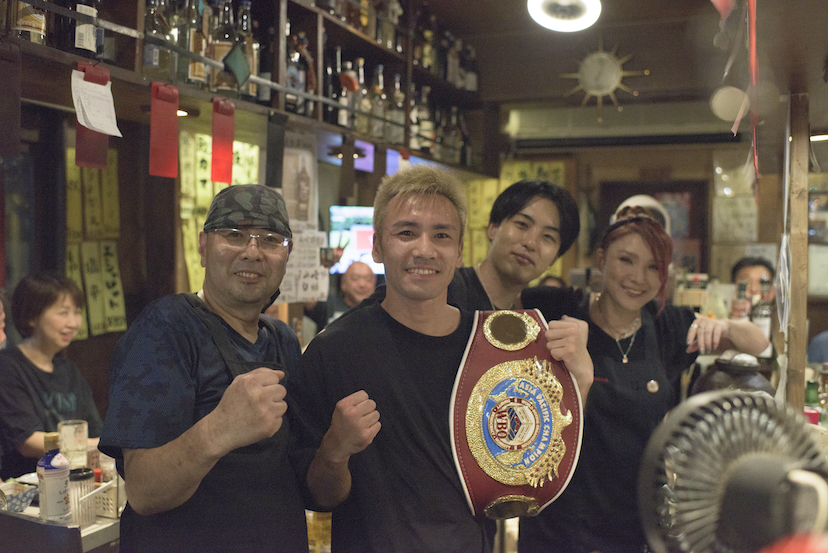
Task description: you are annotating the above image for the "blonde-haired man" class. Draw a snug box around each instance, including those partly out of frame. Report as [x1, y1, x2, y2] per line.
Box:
[288, 166, 592, 552]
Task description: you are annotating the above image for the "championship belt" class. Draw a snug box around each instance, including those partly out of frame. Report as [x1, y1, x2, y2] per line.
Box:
[450, 309, 583, 519]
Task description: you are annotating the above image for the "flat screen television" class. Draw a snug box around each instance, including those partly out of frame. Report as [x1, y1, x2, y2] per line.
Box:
[328, 205, 384, 275]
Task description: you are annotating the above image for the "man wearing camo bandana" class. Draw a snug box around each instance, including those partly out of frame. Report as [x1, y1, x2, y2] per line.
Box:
[99, 185, 309, 552]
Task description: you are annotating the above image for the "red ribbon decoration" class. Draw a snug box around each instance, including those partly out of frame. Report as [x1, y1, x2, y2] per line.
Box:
[75, 62, 110, 170]
[709, 0, 736, 20]
[748, 0, 759, 191]
[149, 82, 179, 178]
[211, 98, 235, 184]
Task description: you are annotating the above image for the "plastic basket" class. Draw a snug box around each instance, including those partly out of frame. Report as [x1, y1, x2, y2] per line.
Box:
[1, 482, 38, 512]
[94, 476, 126, 518]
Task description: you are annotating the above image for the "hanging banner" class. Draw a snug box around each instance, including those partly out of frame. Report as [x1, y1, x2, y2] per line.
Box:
[211, 98, 235, 184]
[80, 241, 106, 336]
[149, 81, 179, 178]
[100, 149, 120, 239]
[500, 160, 566, 191]
[282, 131, 319, 232]
[232, 141, 260, 185]
[66, 148, 83, 244]
[277, 230, 329, 304]
[100, 240, 127, 332]
[65, 243, 89, 341]
[82, 167, 104, 240]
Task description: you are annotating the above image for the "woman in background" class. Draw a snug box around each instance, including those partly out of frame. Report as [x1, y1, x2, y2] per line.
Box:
[0, 272, 102, 480]
[519, 216, 769, 552]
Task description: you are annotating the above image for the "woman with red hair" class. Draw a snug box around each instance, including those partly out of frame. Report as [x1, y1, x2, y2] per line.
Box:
[519, 216, 769, 552]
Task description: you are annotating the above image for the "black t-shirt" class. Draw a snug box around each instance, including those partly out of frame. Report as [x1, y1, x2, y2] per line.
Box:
[0, 348, 103, 480]
[518, 293, 698, 553]
[289, 303, 497, 553]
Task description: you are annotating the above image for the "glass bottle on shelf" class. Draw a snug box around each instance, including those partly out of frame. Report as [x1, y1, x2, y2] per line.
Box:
[447, 37, 461, 88]
[432, 107, 444, 161]
[210, 0, 237, 97]
[373, 0, 384, 45]
[344, 1, 361, 30]
[316, 0, 337, 16]
[354, 57, 371, 135]
[257, 23, 276, 105]
[236, 0, 258, 100]
[434, 28, 450, 80]
[386, 0, 402, 52]
[333, 0, 348, 22]
[447, 106, 462, 165]
[323, 41, 338, 125]
[53, 0, 99, 58]
[370, 64, 387, 139]
[143, 0, 176, 82]
[463, 44, 479, 92]
[412, 0, 430, 66]
[359, 0, 376, 41]
[285, 23, 307, 114]
[339, 59, 356, 128]
[296, 31, 316, 116]
[165, 0, 181, 45]
[426, 14, 439, 74]
[421, 28, 434, 71]
[459, 109, 472, 167]
[10, 0, 48, 44]
[408, 82, 420, 151]
[417, 85, 434, 155]
[180, 0, 207, 88]
[387, 73, 406, 145]
[204, 0, 216, 41]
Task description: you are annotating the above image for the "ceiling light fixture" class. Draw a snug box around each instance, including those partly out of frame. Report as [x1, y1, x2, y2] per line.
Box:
[527, 0, 601, 33]
[810, 134, 828, 142]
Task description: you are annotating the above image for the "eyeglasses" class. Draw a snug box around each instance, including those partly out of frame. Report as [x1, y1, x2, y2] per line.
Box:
[211, 229, 292, 251]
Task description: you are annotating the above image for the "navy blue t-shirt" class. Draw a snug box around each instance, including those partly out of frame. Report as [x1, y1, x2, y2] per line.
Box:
[99, 294, 307, 553]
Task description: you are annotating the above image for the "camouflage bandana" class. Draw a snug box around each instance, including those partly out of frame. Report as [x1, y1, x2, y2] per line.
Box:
[203, 184, 292, 238]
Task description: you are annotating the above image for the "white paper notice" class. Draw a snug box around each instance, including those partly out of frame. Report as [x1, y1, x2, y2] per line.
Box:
[71, 70, 123, 138]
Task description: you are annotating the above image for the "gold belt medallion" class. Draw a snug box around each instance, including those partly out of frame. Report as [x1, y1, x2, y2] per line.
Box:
[466, 311, 573, 488]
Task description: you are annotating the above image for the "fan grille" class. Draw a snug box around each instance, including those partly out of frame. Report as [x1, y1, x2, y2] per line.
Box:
[639, 391, 828, 553]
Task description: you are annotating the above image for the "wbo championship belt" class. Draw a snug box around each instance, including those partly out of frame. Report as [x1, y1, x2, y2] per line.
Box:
[450, 309, 583, 519]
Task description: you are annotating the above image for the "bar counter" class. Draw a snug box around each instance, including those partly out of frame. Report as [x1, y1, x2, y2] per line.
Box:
[0, 506, 119, 552]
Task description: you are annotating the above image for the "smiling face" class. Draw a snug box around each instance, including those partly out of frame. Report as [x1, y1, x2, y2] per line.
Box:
[31, 293, 82, 354]
[597, 231, 663, 314]
[199, 226, 292, 312]
[372, 193, 463, 305]
[486, 197, 562, 286]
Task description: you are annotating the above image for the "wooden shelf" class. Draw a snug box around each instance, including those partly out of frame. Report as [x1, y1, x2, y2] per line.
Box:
[8, 0, 492, 173]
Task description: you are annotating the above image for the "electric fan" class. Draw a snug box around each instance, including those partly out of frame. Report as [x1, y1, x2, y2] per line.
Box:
[639, 390, 828, 553]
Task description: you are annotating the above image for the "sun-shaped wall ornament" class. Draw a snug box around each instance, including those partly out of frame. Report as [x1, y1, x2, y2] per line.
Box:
[560, 39, 650, 122]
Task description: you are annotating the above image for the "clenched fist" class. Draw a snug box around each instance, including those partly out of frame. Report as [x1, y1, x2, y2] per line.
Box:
[209, 367, 287, 455]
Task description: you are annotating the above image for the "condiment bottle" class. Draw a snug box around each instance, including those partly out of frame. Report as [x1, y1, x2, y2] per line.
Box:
[37, 432, 72, 523]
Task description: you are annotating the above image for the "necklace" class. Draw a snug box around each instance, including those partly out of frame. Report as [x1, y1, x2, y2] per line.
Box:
[593, 293, 641, 363]
[614, 329, 638, 364]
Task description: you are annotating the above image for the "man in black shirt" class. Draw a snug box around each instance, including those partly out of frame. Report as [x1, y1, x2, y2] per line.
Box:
[289, 166, 593, 552]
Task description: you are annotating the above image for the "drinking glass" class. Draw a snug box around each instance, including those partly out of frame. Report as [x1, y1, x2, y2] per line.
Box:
[58, 420, 88, 470]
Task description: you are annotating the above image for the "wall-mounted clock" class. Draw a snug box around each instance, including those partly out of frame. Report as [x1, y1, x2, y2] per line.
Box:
[560, 40, 650, 122]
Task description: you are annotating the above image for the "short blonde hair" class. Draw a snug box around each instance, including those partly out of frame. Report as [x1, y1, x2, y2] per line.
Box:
[373, 165, 468, 242]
